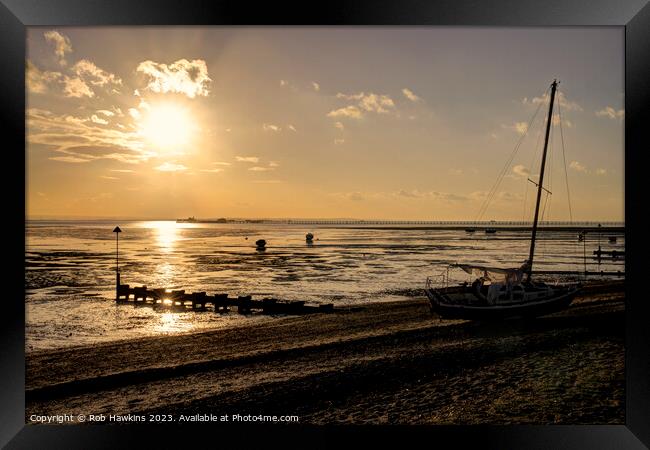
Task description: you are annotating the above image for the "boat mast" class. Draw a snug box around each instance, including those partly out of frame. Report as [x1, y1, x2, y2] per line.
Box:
[526, 79, 558, 280]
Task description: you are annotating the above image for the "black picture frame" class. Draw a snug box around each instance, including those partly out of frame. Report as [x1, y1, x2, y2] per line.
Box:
[2, 0, 649, 448]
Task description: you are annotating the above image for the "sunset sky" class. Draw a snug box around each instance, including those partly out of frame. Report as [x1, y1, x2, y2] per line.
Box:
[26, 27, 624, 221]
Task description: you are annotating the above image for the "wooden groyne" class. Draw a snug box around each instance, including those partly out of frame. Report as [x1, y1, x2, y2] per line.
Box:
[115, 282, 334, 315]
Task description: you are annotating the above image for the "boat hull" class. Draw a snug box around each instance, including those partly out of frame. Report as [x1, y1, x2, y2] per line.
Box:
[425, 285, 580, 320]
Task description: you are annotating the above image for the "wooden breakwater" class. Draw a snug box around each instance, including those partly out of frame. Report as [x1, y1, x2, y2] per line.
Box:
[116, 283, 334, 315]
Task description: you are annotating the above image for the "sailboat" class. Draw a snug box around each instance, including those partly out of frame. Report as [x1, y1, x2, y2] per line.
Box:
[425, 80, 581, 320]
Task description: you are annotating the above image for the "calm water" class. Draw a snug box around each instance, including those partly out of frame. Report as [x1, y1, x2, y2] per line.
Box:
[26, 220, 625, 351]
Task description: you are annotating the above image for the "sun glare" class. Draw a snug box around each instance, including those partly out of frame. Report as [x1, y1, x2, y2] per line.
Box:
[140, 104, 193, 151]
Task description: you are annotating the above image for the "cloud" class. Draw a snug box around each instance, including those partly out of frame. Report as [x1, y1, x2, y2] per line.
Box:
[200, 168, 224, 173]
[334, 138, 345, 145]
[128, 108, 141, 120]
[236, 156, 259, 163]
[97, 110, 115, 117]
[402, 88, 421, 102]
[90, 115, 108, 125]
[63, 76, 94, 98]
[595, 106, 624, 120]
[268, 161, 279, 167]
[72, 60, 122, 87]
[569, 161, 587, 172]
[512, 164, 530, 178]
[288, 125, 297, 132]
[502, 122, 528, 135]
[100, 175, 119, 180]
[527, 91, 583, 112]
[262, 123, 281, 132]
[312, 81, 320, 91]
[334, 121, 344, 130]
[49, 156, 88, 163]
[212, 161, 231, 166]
[595, 168, 607, 175]
[249, 166, 272, 171]
[44, 30, 72, 65]
[137, 59, 211, 98]
[155, 162, 187, 172]
[27, 108, 152, 165]
[280, 80, 287, 86]
[327, 105, 363, 119]
[111, 169, 135, 173]
[26, 61, 62, 94]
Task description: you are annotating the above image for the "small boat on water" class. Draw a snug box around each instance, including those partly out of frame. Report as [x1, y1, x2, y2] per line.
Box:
[485, 228, 497, 234]
[255, 239, 267, 250]
[306, 232, 314, 243]
[425, 80, 581, 320]
[465, 228, 476, 233]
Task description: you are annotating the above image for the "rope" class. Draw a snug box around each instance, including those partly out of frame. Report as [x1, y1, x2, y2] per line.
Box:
[476, 86, 549, 221]
[557, 92, 573, 223]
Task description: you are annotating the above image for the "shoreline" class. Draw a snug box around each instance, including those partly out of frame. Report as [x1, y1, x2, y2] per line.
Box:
[26, 280, 625, 424]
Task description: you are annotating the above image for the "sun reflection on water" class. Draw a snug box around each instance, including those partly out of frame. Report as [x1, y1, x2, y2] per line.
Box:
[155, 312, 194, 334]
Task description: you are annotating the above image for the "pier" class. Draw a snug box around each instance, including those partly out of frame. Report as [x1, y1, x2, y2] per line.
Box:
[115, 282, 334, 315]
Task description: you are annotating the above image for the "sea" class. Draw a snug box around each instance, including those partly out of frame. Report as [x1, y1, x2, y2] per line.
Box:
[26, 220, 625, 352]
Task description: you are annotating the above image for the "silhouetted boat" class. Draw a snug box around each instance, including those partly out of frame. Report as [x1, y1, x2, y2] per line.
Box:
[425, 80, 581, 320]
[465, 228, 476, 233]
[306, 232, 314, 242]
[255, 239, 267, 250]
[485, 228, 497, 234]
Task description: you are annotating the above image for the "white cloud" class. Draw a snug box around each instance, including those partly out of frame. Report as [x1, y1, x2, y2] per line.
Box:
[90, 115, 108, 125]
[512, 164, 530, 178]
[334, 138, 345, 145]
[111, 169, 135, 173]
[334, 121, 344, 130]
[288, 125, 297, 132]
[97, 110, 115, 117]
[262, 123, 281, 132]
[49, 156, 88, 163]
[128, 108, 141, 120]
[44, 30, 72, 65]
[249, 166, 272, 172]
[268, 161, 279, 167]
[312, 81, 320, 91]
[63, 76, 94, 98]
[503, 122, 528, 135]
[213, 161, 231, 166]
[72, 59, 122, 87]
[200, 168, 224, 173]
[26, 61, 62, 94]
[327, 105, 363, 119]
[528, 91, 583, 112]
[569, 161, 587, 172]
[236, 156, 259, 163]
[595, 168, 607, 175]
[280, 80, 287, 86]
[155, 162, 187, 172]
[595, 106, 624, 120]
[100, 175, 119, 180]
[402, 88, 421, 102]
[137, 59, 211, 98]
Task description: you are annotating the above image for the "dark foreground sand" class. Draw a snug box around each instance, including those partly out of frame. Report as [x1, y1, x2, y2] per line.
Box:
[26, 281, 625, 424]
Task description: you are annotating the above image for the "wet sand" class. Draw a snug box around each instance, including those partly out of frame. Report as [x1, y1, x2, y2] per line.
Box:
[26, 281, 624, 424]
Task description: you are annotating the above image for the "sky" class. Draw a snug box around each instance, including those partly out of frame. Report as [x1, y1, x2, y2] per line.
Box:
[26, 27, 624, 221]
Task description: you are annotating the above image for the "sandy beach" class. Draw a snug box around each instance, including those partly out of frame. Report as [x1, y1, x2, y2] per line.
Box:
[26, 280, 624, 425]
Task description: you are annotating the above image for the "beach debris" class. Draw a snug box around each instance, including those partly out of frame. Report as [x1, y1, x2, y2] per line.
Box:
[115, 282, 333, 315]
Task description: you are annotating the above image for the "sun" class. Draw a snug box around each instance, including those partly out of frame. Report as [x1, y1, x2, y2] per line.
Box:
[140, 104, 193, 151]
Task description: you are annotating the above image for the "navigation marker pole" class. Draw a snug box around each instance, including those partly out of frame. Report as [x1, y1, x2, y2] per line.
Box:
[113, 226, 122, 296]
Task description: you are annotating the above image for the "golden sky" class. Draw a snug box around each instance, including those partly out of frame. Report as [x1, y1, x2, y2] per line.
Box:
[26, 27, 624, 221]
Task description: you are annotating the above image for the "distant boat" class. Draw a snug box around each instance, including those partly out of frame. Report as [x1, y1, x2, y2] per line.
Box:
[425, 80, 581, 320]
[255, 239, 267, 250]
[485, 228, 497, 234]
[465, 228, 476, 233]
[306, 232, 314, 243]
